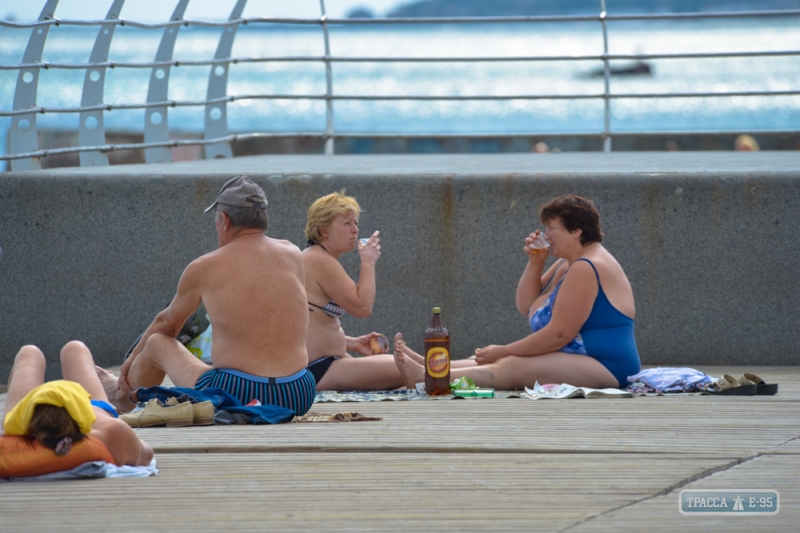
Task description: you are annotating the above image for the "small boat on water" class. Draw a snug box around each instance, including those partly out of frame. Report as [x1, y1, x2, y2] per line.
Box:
[586, 61, 653, 77]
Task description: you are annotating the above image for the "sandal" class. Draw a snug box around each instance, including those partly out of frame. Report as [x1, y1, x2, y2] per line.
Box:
[737, 373, 779, 396]
[703, 374, 757, 396]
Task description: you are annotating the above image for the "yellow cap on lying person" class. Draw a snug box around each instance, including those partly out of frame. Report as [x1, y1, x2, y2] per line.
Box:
[3, 380, 96, 436]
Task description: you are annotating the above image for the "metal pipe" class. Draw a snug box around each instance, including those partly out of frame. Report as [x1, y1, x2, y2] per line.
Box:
[4, 88, 800, 118]
[203, 0, 247, 160]
[9, 0, 59, 171]
[320, 0, 335, 155]
[3, 7, 799, 163]
[78, 0, 124, 167]
[2, 9, 799, 29]
[5, 48, 800, 71]
[144, 0, 189, 164]
[600, 0, 611, 153]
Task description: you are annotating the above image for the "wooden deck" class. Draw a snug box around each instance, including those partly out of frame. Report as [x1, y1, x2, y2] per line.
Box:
[2, 365, 798, 531]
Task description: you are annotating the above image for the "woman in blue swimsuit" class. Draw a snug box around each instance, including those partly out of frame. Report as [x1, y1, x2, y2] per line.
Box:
[394, 195, 641, 390]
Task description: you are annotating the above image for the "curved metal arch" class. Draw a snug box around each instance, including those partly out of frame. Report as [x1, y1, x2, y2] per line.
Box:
[203, 0, 247, 160]
[144, 0, 190, 163]
[319, 0, 334, 155]
[9, 0, 59, 171]
[599, 0, 612, 153]
[79, 0, 125, 167]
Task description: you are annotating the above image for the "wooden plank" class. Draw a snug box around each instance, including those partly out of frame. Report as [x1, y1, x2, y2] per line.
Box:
[570, 455, 800, 530]
[0, 453, 736, 532]
[0, 366, 797, 531]
[120, 397, 799, 457]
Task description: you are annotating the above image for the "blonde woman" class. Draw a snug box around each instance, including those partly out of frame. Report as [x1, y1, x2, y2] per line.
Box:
[303, 191, 410, 390]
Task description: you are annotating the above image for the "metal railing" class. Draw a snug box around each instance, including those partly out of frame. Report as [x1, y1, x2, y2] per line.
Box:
[2, 0, 799, 169]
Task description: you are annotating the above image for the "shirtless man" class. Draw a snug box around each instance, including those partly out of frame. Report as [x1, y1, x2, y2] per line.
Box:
[105, 175, 315, 415]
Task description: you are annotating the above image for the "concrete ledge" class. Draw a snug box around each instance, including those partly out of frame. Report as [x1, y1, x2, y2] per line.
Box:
[2, 152, 799, 380]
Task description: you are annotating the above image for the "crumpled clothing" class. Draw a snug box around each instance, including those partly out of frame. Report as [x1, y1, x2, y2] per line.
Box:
[0, 457, 158, 482]
[292, 411, 382, 423]
[214, 410, 251, 425]
[313, 389, 522, 402]
[134, 386, 294, 424]
[626, 367, 716, 393]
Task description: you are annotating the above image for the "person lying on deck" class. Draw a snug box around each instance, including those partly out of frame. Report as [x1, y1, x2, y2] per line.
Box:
[394, 194, 641, 391]
[2, 341, 153, 472]
[98, 175, 316, 416]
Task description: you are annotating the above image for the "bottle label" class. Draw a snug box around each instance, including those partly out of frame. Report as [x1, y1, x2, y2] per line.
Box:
[426, 347, 450, 378]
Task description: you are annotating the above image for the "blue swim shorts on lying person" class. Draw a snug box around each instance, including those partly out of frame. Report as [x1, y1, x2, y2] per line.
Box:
[194, 367, 316, 416]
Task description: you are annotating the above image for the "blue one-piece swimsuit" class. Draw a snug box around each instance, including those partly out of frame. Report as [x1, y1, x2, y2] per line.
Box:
[529, 258, 641, 387]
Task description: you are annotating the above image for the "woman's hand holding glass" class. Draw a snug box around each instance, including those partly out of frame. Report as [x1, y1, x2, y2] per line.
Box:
[524, 230, 549, 263]
[358, 230, 381, 265]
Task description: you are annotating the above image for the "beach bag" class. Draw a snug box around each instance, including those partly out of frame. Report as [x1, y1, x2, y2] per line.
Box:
[186, 321, 213, 363]
[123, 310, 210, 362]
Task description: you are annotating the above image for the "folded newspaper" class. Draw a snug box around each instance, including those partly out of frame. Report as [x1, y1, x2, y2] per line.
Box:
[521, 382, 633, 400]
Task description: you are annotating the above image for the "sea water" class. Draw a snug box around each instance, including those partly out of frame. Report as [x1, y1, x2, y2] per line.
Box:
[1, 17, 799, 161]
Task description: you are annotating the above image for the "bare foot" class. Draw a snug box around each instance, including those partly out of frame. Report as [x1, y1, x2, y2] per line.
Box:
[95, 366, 137, 412]
[95, 365, 119, 398]
[114, 388, 139, 413]
[393, 335, 426, 389]
[394, 333, 425, 365]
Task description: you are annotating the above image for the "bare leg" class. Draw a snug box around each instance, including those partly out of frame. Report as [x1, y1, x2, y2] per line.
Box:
[312, 333, 474, 391]
[394, 348, 618, 390]
[395, 333, 477, 368]
[95, 365, 119, 401]
[125, 333, 210, 391]
[60, 341, 109, 402]
[394, 333, 424, 365]
[455, 352, 619, 389]
[392, 341, 426, 389]
[58, 342, 155, 466]
[3, 345, 47, 423]
[316, 354, 405, 391]
[95, 334, 210, 411]
[58, 341, 129, 412]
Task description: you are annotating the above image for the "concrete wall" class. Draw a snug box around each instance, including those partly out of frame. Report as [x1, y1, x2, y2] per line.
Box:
[1, 153, 798, 381]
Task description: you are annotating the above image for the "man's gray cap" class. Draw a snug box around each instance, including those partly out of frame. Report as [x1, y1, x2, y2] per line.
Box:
[204, 175, 268, 213]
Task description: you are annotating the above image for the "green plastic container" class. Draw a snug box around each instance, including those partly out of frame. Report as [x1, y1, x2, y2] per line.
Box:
[452, 388, 495, 398]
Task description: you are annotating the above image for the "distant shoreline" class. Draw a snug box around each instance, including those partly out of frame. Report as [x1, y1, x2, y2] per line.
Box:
[384, 0, 800, 18]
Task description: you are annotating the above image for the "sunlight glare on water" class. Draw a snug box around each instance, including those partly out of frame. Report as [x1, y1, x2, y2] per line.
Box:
[0, 17, 798, 145]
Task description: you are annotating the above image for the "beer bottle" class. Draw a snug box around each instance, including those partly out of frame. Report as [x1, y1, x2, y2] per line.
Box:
[424, 307, 451, 395]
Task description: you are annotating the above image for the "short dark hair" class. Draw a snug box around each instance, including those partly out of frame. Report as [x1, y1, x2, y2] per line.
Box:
[218, 204, 269, 231]
[540, 195, 603, 245]
[28, 404, 85, 450]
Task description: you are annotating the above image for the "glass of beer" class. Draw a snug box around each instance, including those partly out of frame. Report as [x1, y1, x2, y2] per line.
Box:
[529, 232, 549, 253]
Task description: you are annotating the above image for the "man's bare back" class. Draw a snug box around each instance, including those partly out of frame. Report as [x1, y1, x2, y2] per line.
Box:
[197, 233, 308, 377]
[110, 176, 315, 416]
